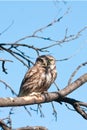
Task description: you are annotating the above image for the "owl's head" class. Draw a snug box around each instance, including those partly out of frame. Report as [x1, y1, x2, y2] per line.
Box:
[35, 55, 56, 69]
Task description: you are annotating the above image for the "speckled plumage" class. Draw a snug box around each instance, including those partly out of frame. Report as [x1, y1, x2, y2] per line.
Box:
[18, 55, 57, 97]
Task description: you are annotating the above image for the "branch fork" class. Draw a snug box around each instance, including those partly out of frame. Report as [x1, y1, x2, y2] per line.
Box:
[0, 73, 87, 120]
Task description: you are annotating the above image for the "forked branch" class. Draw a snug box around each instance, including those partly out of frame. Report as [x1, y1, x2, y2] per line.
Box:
[56, 97, 87, 119]
[0, 73, 87, 119]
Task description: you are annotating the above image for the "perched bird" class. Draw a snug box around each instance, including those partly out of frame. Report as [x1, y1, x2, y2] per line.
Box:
[18, 55, 57, 97]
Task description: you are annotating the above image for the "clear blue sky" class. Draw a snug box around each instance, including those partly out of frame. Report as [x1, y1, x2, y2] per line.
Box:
[0, 1, 87, 130]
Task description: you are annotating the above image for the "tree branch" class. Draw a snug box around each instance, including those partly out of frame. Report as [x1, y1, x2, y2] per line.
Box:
[0, 120, 48, 130]
[56, 97, 87, 119]
[59, 73, 87, 97]
[40, 26, 87, 50]
[0, 80, 17, 96]
[0, 59, 13, 74]
[0, 20, 14, 36]
[0, 120, 11, 130]
[0, 73, 87, 119]
[16, 126, 48, 130]
[0, 73, 86, 106]
[68, 62, 87, 85]
[14, 8, 70, 44]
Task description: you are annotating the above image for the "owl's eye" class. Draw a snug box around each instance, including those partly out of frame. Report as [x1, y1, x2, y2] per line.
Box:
[47, 59, 50, 64]
[47, 59, 53, 65]
[38, 58, 44, 63]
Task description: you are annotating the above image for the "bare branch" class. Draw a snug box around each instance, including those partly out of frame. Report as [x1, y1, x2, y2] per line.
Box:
[56, 97, 87, 119]
[14, 8, 70, 44]
[73, 102, 87, 119]
[0, 43, 41, 67]
[0, 59, 13, 62]
[0, 20, 14, 36]
[16, 126, 48, 130]
[51, 102, 57, 120]
[0, 59, 13, 74]
[59, 73, 87, 97]
[0, 43, 43, 54]
[0, 25, 87, 69]
[2, 61, 8, 74]
[0, 79, 17, 96]
[0, 73, 87, 119]
[0, 120, 48, 130]
[68, 62, 87, 85]
[40, 26, 87, 50]
[37, 104, 45, 117]
[0, 73, 86, 107]
[0, 45, 29, 68]
[0, 79, 31, 116]
[0, 120, 11, 130]
[56, 41, 87, 62]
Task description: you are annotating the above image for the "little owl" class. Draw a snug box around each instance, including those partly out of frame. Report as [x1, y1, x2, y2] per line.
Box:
[18, 55, 57, 97]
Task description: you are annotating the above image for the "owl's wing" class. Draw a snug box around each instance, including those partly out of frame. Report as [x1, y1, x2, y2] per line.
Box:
[18, 65, 39, 96]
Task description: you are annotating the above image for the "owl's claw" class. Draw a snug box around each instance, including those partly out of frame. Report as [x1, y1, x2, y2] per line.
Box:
[41, 91, 48, 95]
[29, 92, 41, 98]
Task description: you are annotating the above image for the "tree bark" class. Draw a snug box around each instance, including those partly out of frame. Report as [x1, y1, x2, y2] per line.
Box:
[0, 73, 87, 107]
[0, 73, 87, 119]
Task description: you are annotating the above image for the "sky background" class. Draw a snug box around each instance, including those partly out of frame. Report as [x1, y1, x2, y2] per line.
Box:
[0, 1, 87, 130]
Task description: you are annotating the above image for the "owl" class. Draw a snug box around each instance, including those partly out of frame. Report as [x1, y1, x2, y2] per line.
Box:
[18, 55, 57, 97]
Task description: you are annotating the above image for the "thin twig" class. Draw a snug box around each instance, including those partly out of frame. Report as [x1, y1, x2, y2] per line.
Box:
[14, 8, 70, 44]
[56, 41, 87, 62]
[56, 97, 87, 119]
[0, 46, 29, 68]
[51, 102, 57, 121]
[68, 62, 87, 85]
[37, 104, 44, 117]
[40, 26, 87, 50]
[0, 20, 14, 36]
[0, 79, 31, 116]
[0, 59, 13, 62]
[0, 59, 13, 74]
[0, 119, 11, 130]
[0, 79, 17, 96]
[54, 81, 60, 91]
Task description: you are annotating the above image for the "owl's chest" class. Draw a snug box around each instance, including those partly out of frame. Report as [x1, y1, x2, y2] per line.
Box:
[45, 72, 52, 82]
[40, 71, 51, 79]
[40, 69, 52, 85]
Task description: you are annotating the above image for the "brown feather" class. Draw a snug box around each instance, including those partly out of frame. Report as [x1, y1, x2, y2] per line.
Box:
[18, 55, 57, 97]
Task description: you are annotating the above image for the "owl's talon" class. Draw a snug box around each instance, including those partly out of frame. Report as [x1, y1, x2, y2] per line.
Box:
[41, 91, 48, 95]
[30, 92, 41, 98]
